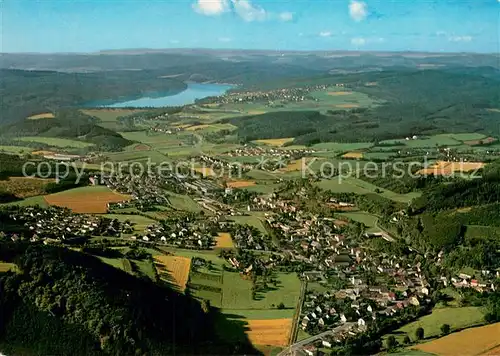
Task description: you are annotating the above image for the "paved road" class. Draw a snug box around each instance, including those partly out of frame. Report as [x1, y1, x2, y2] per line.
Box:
[278, 323, 355, 356]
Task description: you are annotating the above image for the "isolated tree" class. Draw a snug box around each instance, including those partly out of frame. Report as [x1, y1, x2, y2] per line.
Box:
[441, 324, 451, 335]
[277, 302, 285, 310]
[403, 335, 411, 345]
[415, 327, 425, 340]
[385, 335, 398, 350]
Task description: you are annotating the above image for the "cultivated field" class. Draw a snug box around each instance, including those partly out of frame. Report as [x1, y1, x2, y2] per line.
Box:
[417, 161, 485, 175]
[154, 255, 192, 292]
[387, 306, 485, 344]
[44, 186, 131, 213]
[0, 177, 54, 198]
[227, 180, 257, 188]
[342, 152, 364, 159]
[413, 322, 500, 356]
[215, 232, 235, 248]
[0, 262, 16, 272]
[254, 138, 295, 147]
[246, 318, 293, 347]
[27, 112, 55, 120]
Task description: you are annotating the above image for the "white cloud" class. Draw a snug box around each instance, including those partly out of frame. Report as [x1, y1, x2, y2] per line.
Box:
[351, 37, 366, 46]
[232, 0, 267, 22]
[349, 0, 368, 22]
[192, 0, 229, 16]
[448, 35, 473, 42]
[218, 37, 232, 42]
[279, 11, 294, 22]
[319, 31, 333, 37]
[170, 40, 180, 44]
[436, 31, 447, 37]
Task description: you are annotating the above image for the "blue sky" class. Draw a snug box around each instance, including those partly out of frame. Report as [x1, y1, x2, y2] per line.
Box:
[1, 0, 498, 53]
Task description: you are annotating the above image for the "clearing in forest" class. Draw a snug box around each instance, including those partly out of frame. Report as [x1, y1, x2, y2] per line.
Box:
[342, 151, 364, 159]
[27, 112, 55, 120]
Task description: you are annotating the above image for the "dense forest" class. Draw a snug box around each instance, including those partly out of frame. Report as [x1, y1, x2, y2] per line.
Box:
[0, 241, 257, 355]
[0, 69, 187, 123]
[225, 69, 500, 144]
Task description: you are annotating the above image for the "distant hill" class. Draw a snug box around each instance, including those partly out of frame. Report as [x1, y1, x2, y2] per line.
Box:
[1, 110, 132, 151]
[225, 68, 500, 144]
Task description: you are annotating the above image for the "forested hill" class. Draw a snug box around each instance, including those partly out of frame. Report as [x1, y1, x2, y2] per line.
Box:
[225, 69, 500, 144]
[0, 241, 256, 356]
[1, 109, 131, 151]
[0, 69, 187, 123]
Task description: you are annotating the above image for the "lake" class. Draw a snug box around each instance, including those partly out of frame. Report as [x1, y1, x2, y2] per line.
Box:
[100, 83, 234, 108]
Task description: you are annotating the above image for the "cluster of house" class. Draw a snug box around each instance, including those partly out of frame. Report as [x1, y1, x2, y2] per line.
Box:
[101, 174, 170, 211]
[226, 224, 273, 251]
[131, 218, 216, 249]
[4, 206, 127, 242]
[204, 85, 330, 106]
[224, 145, 316, 159]
[444, 272, 497, 292]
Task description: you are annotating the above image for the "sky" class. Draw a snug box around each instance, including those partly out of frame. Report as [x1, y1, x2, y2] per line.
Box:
[1, 0, 499, 53]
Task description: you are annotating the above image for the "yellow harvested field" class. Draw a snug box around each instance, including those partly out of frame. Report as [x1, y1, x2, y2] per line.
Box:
[44, 188, 131, 213]
[486, 108, 500, 113]
[216, 232, 234, 248]
[0, 262, 16, 273]
[154, 255, 191, 292]
[483, 345, 500, 355]
[27, 112, 55, 120]
[327, 91, 353, 96]
[194, 167, 215, 177]
[417, 161, 485, 175]
[336, 104, 360, 108]
[342, 151, 364, 159]
[254, 138, 294, 147]
[414, 323, 500, 356]
[246, 319, 292, 347]
[186, 124, 211, 131]
[227, 180, 256, 188]
[247, 110, 267, 115]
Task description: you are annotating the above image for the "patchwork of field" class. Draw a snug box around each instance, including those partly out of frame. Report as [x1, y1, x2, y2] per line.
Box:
[16, 136, 93, 148]
[413, 322, 500, 356]
[315, 176, 420, 203]
[81, 109, 146, 121]
[253, 138, 295, 147]
[342, 152, 364, 159]
[227, 180, 257, 188]
[26, 112, 55, 120]
[312, 142, 374, 151]
[0, 177, 54, 198]
[44, 186, 131, 213]
[154, 255, 192, 292]
[387, 306, 485, 344]
[215, 232, 235, 248]
[417, 160, 485, 175]
[246, 319, 293, 347]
